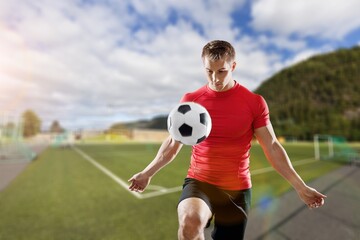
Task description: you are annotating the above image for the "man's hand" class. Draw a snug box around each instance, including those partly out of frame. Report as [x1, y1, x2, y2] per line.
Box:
[297, 186, 327, 209]
[128, 172, 151, 193]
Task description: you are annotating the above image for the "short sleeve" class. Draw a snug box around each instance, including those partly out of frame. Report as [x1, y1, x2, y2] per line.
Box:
[180, 92, 195, 103]
[180, 94, 189, 103]
[253, 95, 270, 129]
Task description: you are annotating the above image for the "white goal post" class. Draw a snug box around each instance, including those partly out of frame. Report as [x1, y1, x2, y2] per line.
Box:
[314, 134, 360, 164]
[314, 134, 334, 160]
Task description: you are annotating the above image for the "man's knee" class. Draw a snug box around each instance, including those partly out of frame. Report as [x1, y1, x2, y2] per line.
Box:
[177, 198, 211, 240]
[178, 212, 205, 239]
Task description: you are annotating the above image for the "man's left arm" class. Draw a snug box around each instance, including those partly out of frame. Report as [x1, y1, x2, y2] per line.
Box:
[254, 124, 327, 209]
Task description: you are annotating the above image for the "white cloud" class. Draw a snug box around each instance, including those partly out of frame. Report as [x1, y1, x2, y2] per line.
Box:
[0, 0, 358, 130]
[251, 0, 360, 40]
[0, 1, 210, 129]
[234, 48, 282, 90]
[257, 35, 307, 51]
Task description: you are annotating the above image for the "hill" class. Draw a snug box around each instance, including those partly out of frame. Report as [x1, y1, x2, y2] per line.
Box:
[123, 116, 168, 130]
[255, 46, 360, 140]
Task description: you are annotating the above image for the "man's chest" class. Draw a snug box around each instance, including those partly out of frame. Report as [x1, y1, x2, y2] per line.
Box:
[199, 98, 254, 138]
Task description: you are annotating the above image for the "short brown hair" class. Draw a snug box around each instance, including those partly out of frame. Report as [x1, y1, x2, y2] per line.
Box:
[201, 40, 236, 62]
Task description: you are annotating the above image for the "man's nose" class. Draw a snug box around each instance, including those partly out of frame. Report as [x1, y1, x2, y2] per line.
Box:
[211, 73, 219, 82]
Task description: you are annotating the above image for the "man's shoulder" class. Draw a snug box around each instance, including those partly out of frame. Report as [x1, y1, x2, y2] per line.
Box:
[181, 85, 207, 102]
[233, 83, 268, 111]
[236, 83, 262, 99]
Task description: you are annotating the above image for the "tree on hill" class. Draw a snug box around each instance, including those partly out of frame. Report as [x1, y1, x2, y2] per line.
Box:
[22, 110, 41, 137]
[49, 120, 65, 133]
[255, 46, 360, 140]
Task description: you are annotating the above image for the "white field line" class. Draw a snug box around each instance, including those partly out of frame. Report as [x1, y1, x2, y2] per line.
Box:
[73, 146, 142, 199]
[73, 146, 318, 199]
[251, 157, 318, 175]
[146, 185, 167, 191]
[140, 186, 183, 199]
[73, 146, 181, 199]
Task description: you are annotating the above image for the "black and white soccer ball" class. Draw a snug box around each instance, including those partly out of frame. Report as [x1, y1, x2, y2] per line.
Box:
[167, 102, 212, 146]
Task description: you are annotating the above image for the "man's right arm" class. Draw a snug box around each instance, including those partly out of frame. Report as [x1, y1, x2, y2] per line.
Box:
[128, 135, 183, 192]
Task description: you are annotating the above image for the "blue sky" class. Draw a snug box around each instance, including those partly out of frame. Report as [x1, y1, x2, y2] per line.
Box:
[0, 0, 359, 130]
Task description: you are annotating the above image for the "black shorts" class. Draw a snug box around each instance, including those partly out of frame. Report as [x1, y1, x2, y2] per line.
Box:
[178, 178, 251, 240]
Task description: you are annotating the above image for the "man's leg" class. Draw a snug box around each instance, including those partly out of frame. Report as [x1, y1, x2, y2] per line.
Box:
[177, 197, 212, 240]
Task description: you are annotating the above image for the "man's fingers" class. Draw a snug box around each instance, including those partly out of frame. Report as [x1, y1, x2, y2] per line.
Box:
[129, 180, 136, 191]
[128, 181, 145, 192]
[307, 196, 325, 209]
[317, 197, 325, 205]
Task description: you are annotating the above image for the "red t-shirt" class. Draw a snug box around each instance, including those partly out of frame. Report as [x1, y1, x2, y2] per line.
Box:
[180, 81, 270, 190]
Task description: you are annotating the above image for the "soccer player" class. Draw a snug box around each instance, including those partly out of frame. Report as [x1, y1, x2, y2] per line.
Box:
[128, 40, 326, 240]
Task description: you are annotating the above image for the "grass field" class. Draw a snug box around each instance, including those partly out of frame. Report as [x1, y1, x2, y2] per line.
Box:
[0, 142, 349, 240]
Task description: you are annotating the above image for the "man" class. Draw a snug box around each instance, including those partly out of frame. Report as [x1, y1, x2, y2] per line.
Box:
[128, 40, 326, 240]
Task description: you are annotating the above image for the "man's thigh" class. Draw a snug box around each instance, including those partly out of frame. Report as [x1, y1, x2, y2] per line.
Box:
[177, 197, 212, 225]
[177, 178, 213, 226]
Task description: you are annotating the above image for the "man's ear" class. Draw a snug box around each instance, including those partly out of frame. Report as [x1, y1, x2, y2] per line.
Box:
[231, 61, 237, 72]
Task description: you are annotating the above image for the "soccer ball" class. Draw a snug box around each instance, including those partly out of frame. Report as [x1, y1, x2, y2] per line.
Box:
[167, 102, 212, 145]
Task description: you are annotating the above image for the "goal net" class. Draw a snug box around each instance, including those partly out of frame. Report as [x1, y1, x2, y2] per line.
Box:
[314, 134, 359, 163]
[51, 131, 75, 148]
[0, 113, 36, 164]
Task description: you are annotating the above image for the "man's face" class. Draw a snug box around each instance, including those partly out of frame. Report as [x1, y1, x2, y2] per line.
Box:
[203, 56, 236, 92]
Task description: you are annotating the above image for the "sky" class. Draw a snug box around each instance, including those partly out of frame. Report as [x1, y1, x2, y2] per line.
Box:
[1, 0, 360, 131]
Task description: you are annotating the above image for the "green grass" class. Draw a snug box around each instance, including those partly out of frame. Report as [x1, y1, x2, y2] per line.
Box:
[0, 142, 348, 240]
